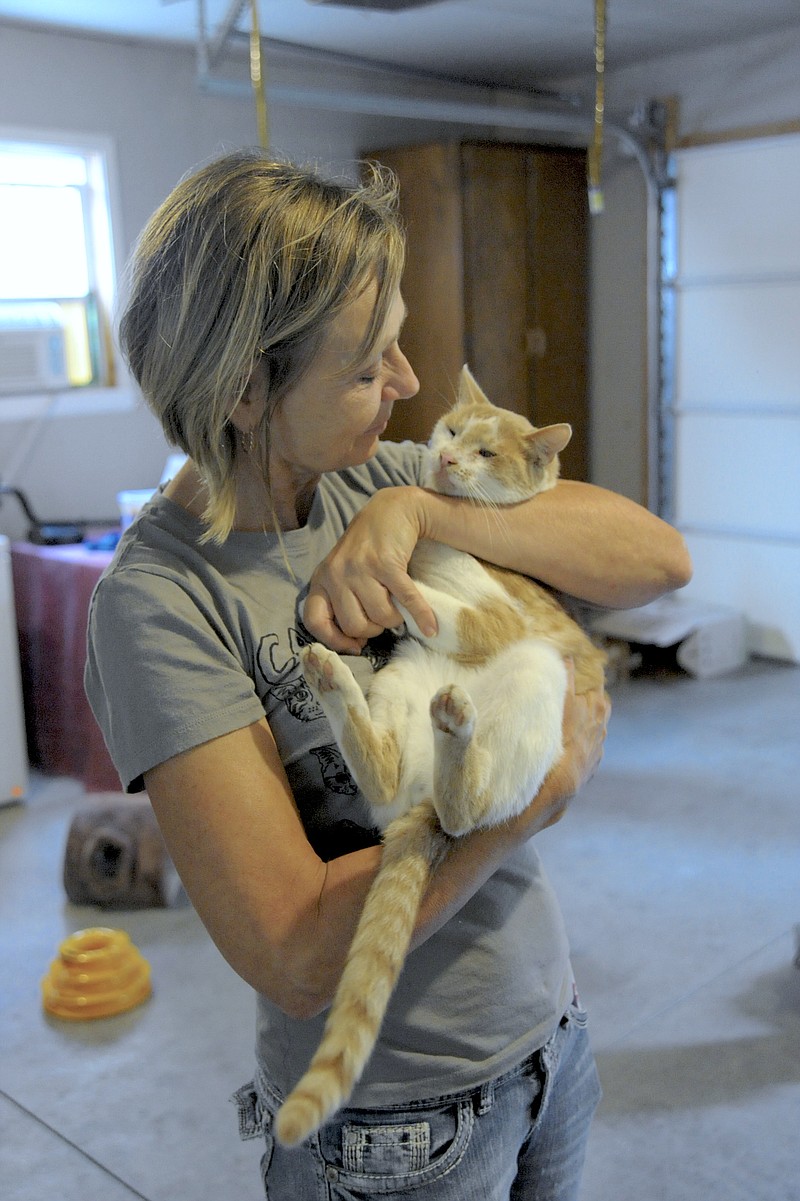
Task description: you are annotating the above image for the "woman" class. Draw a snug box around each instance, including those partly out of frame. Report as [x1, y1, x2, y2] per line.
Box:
[85, 149, 691, 1200]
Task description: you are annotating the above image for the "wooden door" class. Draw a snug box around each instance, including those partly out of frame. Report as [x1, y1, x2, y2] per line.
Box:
[364, 141, 589, 480]
[525, 148, 589, 481]
[460, 143, 530, 417]
[366, 142, 466, 444]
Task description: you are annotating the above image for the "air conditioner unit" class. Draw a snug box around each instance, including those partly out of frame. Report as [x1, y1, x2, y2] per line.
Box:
[0, 303, 69, 394]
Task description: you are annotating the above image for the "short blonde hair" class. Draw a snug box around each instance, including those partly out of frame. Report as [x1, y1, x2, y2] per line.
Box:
[119, 150, 405, 541]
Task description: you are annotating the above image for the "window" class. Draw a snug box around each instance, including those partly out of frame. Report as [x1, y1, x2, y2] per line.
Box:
[0, 133, 119, 398]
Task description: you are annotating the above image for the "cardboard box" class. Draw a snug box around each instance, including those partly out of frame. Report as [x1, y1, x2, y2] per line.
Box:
[591, 595, 748, 680]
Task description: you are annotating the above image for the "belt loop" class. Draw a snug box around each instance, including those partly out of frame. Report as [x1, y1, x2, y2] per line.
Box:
[475, 1079, 495, 1116]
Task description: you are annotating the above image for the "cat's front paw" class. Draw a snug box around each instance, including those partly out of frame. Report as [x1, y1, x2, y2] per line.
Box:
[393, 600, 433, 645]
[431, 685, 476, 741]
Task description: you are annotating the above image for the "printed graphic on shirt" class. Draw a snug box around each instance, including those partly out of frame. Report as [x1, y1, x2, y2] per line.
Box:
[254, 623, 408, 801]
[255, 627, 321, 722]
[254, 624, 357, 797]
[311, 745, 359, 796]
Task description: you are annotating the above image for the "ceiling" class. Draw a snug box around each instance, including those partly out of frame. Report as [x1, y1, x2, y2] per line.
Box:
[2, 0, 800, 92]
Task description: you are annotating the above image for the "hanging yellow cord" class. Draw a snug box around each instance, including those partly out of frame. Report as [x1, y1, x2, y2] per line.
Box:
[587, 0, 606, 214]
[249, 0, 269, 148]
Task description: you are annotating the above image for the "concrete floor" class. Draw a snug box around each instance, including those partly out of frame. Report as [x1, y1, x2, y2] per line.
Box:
[1, 657, 799, 1200]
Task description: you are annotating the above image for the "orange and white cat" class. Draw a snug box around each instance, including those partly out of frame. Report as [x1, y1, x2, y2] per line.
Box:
[275, 365, 607, 1147]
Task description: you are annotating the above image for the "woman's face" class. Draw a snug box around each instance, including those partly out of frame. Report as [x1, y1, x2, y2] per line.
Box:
[269, 283, 419, 483]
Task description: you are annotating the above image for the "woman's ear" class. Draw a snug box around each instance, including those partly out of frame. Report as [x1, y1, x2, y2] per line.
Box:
[229, 359, 268, 435]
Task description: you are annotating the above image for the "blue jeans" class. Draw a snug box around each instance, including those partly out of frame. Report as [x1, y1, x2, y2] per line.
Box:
[232, 1000, 601, 1200]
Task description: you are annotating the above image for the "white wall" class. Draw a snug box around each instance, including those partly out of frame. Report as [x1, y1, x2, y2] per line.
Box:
[563, 22, 800, 506]
[672, 137, 800, 662]
[2, 19, 800, 539]
[0, 25, 332, 534]
[556, 23, 800, 140]
[579, 34, 800, 662]
[0, 21, 492, 537]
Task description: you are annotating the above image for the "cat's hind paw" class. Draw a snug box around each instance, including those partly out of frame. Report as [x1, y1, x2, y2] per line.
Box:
[300, 643, 351, 696]
[431, 685, 476, 741]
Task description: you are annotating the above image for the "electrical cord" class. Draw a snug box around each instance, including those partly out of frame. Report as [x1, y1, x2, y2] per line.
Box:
[0, 484, 87, 544]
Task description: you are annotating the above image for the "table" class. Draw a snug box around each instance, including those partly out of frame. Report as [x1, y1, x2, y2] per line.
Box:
[10, 541, 120, 792]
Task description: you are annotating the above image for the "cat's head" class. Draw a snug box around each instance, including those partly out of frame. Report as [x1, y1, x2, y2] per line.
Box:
[424, 365, 572, 503]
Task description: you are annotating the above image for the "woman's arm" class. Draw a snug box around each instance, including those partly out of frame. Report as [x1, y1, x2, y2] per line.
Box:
[143, 671, 608, 1020]
[424, 480, 692, 606]
[144, 719, 380, 1021]
[305, 480, 692, 651]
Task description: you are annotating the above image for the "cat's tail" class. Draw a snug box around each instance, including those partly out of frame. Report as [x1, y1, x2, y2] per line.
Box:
[274, 801, 448, 1148]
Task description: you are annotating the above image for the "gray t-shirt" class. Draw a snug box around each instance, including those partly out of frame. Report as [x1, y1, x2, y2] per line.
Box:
[85, 440, 572, 1106]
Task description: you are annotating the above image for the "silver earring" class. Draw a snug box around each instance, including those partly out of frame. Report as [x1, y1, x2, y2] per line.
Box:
[241, 428, 256, 454]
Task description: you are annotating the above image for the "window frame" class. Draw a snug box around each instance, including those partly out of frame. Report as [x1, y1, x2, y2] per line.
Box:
[0, 125, 134, 420]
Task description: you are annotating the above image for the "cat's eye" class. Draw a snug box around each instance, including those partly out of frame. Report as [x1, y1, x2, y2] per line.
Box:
[446, 427, 456, 436]
[478, 447, 496, 458]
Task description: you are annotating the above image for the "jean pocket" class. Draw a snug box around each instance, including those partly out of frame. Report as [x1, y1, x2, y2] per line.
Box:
[231, 1080, 272, 1141]
[565, 999, 589, 1030]
[232, 1080, 282, 1197]
[319, 1097, 474, 1195]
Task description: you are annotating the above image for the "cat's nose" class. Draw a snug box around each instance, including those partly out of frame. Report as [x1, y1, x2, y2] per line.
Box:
[440, 451, 457, 467]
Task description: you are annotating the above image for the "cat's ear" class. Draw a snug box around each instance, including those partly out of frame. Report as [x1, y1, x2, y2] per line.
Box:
[456, 364, 492, 409]
[525, 423, 572, 467]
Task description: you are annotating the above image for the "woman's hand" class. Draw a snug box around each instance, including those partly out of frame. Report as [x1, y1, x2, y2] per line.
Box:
[304, 487, 437, 652]
[513, 664, 611, 839]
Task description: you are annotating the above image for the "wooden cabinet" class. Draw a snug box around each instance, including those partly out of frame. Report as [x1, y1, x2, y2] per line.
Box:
[364, 141, 590, 481]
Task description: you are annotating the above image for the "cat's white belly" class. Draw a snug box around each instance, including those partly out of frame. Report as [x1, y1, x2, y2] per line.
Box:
[366, 635, 567, 827]
[409, 540, 505, 606]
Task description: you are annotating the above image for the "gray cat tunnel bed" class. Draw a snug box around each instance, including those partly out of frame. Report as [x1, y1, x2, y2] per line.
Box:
[63, 797, 181, 910]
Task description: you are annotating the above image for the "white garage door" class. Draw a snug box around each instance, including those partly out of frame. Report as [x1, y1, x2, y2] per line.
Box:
[672, 136, 800, 662]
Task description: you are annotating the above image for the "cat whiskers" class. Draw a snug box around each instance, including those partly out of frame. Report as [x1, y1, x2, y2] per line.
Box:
[463, 481, 514, 548]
